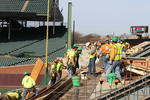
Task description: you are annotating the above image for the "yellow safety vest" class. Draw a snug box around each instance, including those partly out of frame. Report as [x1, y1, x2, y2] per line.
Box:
[89, 46, 96, 59]
[7, 92, 19, 99]
[57, 62, 63, 71]
[67, 49, 76, 64]
[22, 76, 36, 89]
[114, 44, 122, 61]
[51, 64, 57, 73]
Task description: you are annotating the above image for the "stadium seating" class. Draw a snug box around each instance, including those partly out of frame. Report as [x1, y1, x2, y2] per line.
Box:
[0, 56, 29, 67]
[10, 32, 67, 57]
[0, 48, 67, 67]
[0, 40, 38, 54]
[25, 0, 49, 14]
[0, 0, 24, 12]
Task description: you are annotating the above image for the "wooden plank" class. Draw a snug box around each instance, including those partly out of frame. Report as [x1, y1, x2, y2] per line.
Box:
[126, 67, 146, 76]
[30, 58, 44, 81]
[124, 58, 150, 71]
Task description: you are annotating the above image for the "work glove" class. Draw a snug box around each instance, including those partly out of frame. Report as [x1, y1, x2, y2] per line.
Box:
[109, 60, 113, 65]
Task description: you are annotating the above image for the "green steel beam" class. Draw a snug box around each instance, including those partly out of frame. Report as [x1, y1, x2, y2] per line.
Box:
[67, 2, 72, 49]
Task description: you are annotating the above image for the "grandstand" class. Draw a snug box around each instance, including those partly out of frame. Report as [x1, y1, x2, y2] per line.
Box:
[0, 0, 67, 67]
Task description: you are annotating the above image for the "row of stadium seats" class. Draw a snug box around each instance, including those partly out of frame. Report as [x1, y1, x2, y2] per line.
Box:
[25, 0, 49, 14]
[0, 48, 67, 67]
[0, 40, 38, 54]
[0, 56, 30, 67]
[10, 32, 67, 57]
[0, 0, 25, 12]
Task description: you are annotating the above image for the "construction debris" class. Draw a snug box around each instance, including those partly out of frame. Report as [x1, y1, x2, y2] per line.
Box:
[126, 41, 150, 55]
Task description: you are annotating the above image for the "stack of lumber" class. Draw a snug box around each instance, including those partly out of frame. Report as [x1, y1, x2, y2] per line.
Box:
[126, 41, 150, 55]
[122, 58, 150, 75]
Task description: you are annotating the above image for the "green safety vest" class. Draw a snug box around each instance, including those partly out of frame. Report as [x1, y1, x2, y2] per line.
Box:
[114, 43, 122, 61]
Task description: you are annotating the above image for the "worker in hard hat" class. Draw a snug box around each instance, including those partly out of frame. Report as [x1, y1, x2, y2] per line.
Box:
[4, 90, 22, 100]
[118, 38, 126, 59]
[75, 47, 82, 70]
[57, 59, 64, 81]
[105, 37, 122, 82]
[86, 42, 97, 75]
[66, 44, 78, 78]
[21, 72, 38, 100]
[100, 40, 111, 71]
[50, 58, 58, 86]
[97, 40, 101, 50]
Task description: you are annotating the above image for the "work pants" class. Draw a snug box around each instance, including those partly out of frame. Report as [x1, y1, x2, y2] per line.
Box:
[57, 71, 62, 81]
[88, 56, 96, 74]
[22, 87, 38, 100]
[102, 55, 109, 71]
[67, 63, 75, 79]
[51, 73, 57, 86]
[68, 68, 73, 79]
[105, 60, 122, 82]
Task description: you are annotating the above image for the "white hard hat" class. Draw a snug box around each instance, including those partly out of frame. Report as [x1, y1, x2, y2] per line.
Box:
[86, 42, 91, 47]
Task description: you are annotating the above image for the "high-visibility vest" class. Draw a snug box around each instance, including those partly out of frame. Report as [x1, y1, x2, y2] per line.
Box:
[51, 64, 57, 73]
[7, 92, 19, 99]
[67, 49, 76, 64]
[57, 62, 63, 71]
[114, 44, 122, 61]
[22, 76, 36, 89]
[97, 41, 101, 46]
[118, 43, 124, 59]
[125, 42, 129, 50]
[89, 46, 96, 59]
[100, 43, 111, 54]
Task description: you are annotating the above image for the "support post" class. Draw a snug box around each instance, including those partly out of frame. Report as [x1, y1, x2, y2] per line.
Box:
[53, 0, 56, 35]
[8, 20, 11, 40]
[73, 20, 75, 45]
[67, 2, 72, 49]
[43, 0, 51, 86]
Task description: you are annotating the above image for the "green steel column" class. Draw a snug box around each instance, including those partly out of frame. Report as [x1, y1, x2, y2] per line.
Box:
[67, 2, 72, 49]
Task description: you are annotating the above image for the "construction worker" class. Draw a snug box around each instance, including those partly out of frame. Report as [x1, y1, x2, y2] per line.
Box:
[57, 59, 64, 81]
[86, 42, 97, 75]
[118, 38, 126, 59]
[4, 90, 22, 100]
[66, 44, 78, 78]
[97, 40, 101, 50]
[105, 37, 122, 82]
[75, 47, 82, 69]
[100, 40, 111, 71]
[21, 72, 38, 100]
[50, 58, 58, 86]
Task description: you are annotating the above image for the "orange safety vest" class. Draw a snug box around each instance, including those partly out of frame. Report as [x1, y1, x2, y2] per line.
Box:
[100, 43, 111, 54]
[97, 41, 101, 46]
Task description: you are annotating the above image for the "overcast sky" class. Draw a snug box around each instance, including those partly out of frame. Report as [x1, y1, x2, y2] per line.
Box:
[59, 0, 150, 35]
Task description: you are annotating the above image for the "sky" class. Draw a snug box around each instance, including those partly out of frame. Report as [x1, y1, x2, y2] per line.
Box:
[59, 0, 150, 35]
